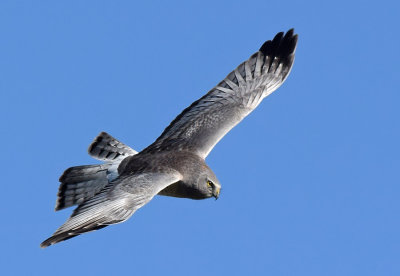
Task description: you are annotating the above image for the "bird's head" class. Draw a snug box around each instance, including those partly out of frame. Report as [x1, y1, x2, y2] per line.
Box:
[195, 166, 221, 200]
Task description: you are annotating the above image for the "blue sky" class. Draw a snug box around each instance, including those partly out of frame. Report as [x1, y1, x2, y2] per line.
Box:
[1, 0, 399, 275]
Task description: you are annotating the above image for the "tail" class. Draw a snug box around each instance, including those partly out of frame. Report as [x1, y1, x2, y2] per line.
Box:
[55, 132, 137, 211]
[44, 132, 137, 247]
[55, 163, 113, 210]
[88, 131, 137, 161]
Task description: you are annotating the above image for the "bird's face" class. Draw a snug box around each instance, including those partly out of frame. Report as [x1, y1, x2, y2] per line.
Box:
[197, 170, 221, 200]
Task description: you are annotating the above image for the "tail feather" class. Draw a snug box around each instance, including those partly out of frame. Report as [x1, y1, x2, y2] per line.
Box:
[88, 132, 137, 161]
[55, 164, 112, 211]
[56, 131, 135, 211]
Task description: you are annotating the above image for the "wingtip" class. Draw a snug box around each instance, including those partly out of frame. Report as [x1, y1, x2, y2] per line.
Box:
[40, 231, 80, 248]
[40, 239, 51, 248]
[285, 28, 295, 39]
[272, 31, 284, 44]
[289, 33, 299, 54]
[259, 28, 298, 59]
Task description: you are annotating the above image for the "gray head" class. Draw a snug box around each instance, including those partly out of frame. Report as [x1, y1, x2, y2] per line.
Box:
[190, 164, 221, 200]
[158, 164, 220, 200]
[156, 152, 221, 200]
[166, 156, 221, 200]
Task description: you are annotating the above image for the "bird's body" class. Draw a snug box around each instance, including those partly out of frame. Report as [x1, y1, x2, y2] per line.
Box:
[41, 29, 298, 248]
[120, 150, 219, 199]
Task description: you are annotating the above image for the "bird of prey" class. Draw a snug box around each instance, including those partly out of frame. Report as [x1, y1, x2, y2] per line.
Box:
[41, 29, 298, 248]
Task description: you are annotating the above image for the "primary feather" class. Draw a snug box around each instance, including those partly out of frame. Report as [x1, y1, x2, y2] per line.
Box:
[143, 29, 297, 158]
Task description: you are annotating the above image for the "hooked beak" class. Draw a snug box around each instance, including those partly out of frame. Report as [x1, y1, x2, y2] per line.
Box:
[214, 187, 220, 200]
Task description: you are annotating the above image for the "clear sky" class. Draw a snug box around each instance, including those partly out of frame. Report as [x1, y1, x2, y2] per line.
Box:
[1, 0, 399, 275]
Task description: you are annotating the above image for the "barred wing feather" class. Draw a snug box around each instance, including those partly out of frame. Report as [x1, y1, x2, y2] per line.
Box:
[143, 29, 298, 158]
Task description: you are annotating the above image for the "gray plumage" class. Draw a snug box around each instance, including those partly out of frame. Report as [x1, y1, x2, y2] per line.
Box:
[41, 29, 298, 248]
[55, 132, 138, 211]
[88, 131, 138, 161]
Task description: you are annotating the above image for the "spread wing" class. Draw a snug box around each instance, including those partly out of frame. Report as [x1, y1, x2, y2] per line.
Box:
[41, 170, 182, 248]
[143, 29, 298, 158]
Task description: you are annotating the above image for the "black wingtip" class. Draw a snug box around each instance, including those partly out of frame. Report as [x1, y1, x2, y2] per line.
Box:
[40, 232, 79, 248]
[259, 28, 298, 59]
[40, 224, 108, 248]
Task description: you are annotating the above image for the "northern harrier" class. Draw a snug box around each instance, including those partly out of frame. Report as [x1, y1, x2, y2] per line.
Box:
[41, 29, 298, 247]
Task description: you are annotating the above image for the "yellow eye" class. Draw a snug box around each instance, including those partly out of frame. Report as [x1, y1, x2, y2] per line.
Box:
[207, 180, 213, 187]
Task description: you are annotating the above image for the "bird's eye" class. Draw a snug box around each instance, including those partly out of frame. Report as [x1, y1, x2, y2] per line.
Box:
[207, 180, 213, 188]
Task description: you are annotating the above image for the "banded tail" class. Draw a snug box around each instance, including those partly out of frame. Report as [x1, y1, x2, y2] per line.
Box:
[54, 132, 137, 211]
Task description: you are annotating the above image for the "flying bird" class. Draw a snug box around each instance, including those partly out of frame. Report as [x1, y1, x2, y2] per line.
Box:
[41, 29, 298, 248]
